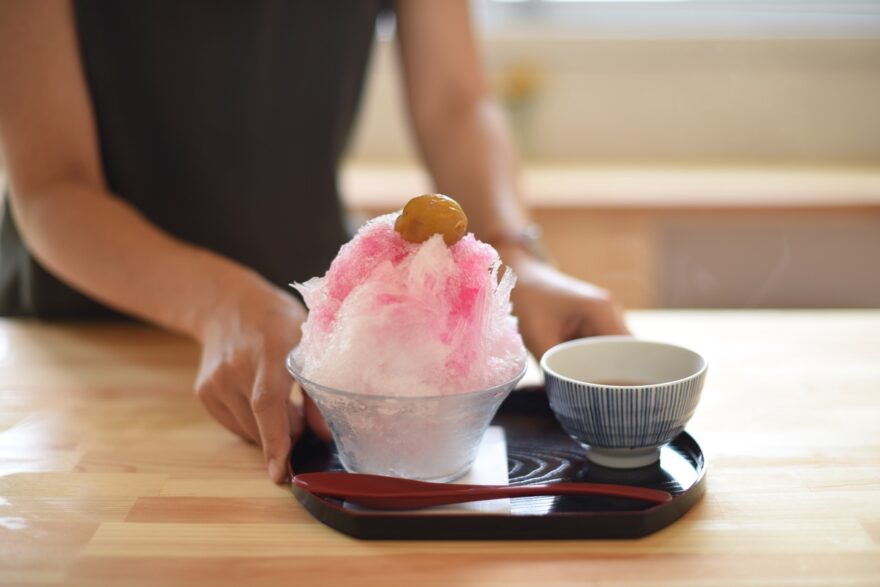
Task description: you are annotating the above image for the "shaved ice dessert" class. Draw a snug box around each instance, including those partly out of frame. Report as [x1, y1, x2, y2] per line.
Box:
[292, 211, 526, 395]
[288, 194, 527, 481]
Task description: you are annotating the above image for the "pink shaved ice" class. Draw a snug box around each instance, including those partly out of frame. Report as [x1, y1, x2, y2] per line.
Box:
[292, 213, 527, 397]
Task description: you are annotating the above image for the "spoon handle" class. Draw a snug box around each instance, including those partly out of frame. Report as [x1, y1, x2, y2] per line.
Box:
[297, 478, 672, 510]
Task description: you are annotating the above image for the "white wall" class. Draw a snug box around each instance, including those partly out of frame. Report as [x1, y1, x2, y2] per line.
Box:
[347, 36, 880, 166]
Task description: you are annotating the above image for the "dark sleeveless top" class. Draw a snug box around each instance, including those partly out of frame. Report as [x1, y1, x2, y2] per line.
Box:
[0, 0, 384, 318]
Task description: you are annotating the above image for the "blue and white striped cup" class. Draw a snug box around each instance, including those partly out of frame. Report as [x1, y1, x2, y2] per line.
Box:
[541, 336, 707, 469]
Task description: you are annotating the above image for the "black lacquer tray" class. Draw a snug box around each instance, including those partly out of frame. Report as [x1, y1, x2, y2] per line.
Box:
[289, 387, 706, 540]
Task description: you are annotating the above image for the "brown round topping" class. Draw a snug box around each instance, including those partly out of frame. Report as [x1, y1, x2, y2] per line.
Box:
[394, 194, 468, 246]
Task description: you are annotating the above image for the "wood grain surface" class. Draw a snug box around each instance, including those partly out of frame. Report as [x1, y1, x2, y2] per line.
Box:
[1, 311, 878, 586]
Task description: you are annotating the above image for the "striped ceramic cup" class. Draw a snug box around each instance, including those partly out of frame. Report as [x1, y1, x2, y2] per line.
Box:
[541, 336, 707, 469]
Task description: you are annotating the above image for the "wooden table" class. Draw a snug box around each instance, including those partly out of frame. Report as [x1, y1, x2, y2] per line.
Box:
[1, 311, 879, 586]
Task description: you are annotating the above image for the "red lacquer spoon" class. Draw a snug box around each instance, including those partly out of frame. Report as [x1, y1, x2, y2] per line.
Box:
[292, 472, 672, 510]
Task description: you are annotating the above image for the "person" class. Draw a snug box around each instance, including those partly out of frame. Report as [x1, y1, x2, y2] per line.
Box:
[0, 1, 627, 482]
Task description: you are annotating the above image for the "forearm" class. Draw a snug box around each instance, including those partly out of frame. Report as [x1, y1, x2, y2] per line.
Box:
[416, 97, 531, 243]
[10, 182, 276, 338]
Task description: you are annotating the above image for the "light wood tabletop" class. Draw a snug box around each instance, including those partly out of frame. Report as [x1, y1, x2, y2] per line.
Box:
[1, 310, 878, 586]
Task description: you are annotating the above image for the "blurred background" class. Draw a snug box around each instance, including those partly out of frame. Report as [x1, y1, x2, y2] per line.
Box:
[344, 0, 880, 309]
[0, 0, 877, 310]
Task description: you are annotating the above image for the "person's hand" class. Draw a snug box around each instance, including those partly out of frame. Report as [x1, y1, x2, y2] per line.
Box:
[193, 275, 329, 483]
[501, 247, 630, 359]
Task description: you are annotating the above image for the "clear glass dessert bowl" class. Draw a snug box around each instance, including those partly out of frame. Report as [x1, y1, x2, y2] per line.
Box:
[286, 349, 527, 482]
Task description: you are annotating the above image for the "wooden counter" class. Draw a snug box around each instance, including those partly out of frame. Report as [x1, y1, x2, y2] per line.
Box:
[1, 311, 879, 586]
[342, 165, 880, 310]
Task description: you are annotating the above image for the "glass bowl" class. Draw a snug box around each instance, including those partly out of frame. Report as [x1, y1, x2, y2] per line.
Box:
[286, 350, 526, 482]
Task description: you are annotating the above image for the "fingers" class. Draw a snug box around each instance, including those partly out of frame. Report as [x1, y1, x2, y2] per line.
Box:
[587, 295, 630, 336]
[607, 310, 630, 335]
[524, 325, 560, 362]
[521, 293, 629, 360]
[290, 381, 329, 440]
[224, 389, 262, 444]
[287, 399, 304, 444]
[304, 393, 332, 441]
[252, 362, 294, 483]
[195, 371, 261, 443]
[198, 391, 254, 442]
[195, 363, 262, 443]
[196, 351, 308, 483]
